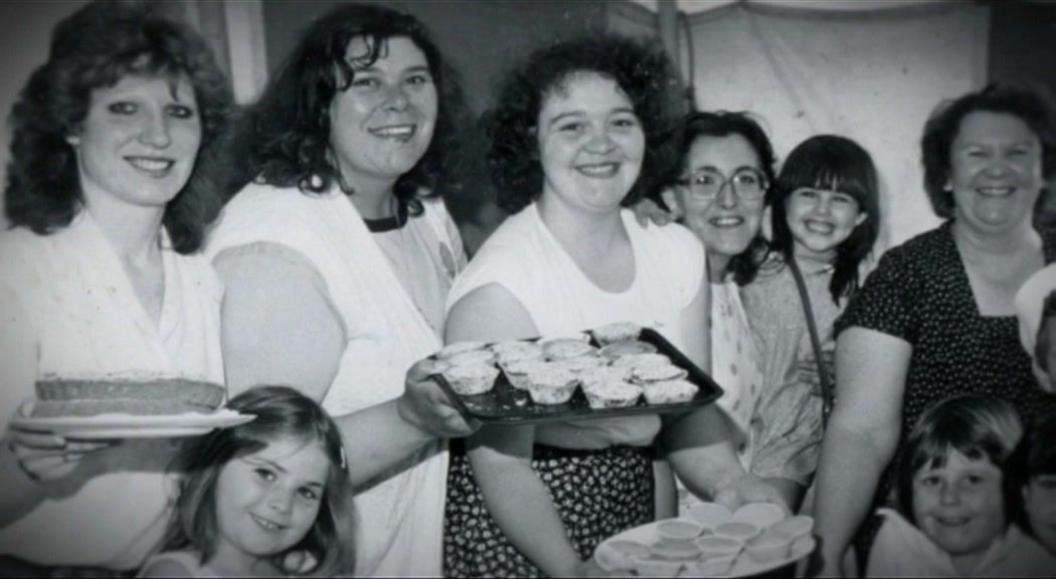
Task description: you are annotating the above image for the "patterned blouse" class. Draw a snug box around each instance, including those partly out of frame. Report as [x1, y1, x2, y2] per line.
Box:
[835, 220, 1056, 518]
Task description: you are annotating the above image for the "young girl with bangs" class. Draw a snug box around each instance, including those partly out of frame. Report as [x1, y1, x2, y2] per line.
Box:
[866, 395, 1056, 576]
[139, 387, 357, 577]
[741, 135, 881, 509]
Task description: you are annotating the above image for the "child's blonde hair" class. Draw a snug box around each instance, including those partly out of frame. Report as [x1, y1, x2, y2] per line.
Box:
[159, 386, 356, 575]
[896, 394, 1023, 524]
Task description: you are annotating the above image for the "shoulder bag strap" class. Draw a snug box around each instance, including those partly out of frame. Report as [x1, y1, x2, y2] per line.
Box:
[787, 256, 835, 426]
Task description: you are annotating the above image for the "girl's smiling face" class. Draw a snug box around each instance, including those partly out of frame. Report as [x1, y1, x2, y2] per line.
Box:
[784, 186, 866, 264]
[212, 437, 330, 573]
[912, 449, 1006, 571]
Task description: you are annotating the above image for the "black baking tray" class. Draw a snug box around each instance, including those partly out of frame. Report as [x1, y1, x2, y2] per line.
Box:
[431, 328, 724, 425]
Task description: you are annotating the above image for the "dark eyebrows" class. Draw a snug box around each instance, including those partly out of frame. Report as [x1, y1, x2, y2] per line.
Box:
[243, 456, 286, 474]
[547, 111, 584, 129]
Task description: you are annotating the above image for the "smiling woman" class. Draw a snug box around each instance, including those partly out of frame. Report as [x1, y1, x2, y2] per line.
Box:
[0, 1, 232, 573]
[442, 36, 788, 578]
[203, 4, 477, 576]
[811, 84, 1056, 576]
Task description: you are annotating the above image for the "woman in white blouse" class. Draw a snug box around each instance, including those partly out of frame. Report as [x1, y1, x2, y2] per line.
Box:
[0, 2, 231, 573]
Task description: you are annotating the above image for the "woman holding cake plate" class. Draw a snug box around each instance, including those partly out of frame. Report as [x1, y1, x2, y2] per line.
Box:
[442, 36, 788, 577]
[0, 2, 232, 574]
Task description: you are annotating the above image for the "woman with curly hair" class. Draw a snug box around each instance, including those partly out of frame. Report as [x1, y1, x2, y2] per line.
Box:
[442, 35, 787, 577]
[204, 4, 477, 576]
[0, 1, 231, 573]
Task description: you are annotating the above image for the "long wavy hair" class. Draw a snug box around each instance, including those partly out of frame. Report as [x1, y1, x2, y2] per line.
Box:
[235, 3, 468, 215]
[769, 135, 881, 303]
[3, 0, 232, 253]
[487, 34, 687, 214]
[159, 386, 357, 575]
[665, 111, 777, 286]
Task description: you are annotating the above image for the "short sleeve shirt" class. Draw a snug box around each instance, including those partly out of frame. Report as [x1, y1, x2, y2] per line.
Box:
[835, 221, 1056, 507]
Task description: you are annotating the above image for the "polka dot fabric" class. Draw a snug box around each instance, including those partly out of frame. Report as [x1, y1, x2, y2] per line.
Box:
[442, 443, 654, 578]
[835, 221, 1056, 558]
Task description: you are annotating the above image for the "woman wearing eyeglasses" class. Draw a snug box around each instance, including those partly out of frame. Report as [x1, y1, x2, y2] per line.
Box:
[660, 111, 775, 507]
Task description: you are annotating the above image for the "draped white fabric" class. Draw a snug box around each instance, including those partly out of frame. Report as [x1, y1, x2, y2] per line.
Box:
[684, 2, 989, 248]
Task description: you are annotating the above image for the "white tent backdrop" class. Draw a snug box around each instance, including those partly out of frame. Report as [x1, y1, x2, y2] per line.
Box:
[681, 1, 989, 251]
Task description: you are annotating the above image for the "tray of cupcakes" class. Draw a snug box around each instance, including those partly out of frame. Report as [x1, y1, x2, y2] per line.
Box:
[430, 322, 724, 424]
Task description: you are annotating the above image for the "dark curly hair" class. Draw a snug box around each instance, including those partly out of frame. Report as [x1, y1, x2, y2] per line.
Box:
[488, 35, 687, 214]
[665, 111, 776, 286]
[921, 83, 1056, 219]
[238, 3, 468, 215]
[3, 0, 232, 254]
[770, 135, 881, 303]
[160, 386, 357, 575]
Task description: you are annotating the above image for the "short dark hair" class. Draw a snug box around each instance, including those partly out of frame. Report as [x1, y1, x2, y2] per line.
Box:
[770, 135, 881, 302]
[488, 35, 687, 214]
[667, 110, 776, 286]
[921, 83, 1056, 219]
[239, 3, 468, 215]
[896, 394, 1023, 526]
[3, 0, 232, 253]
[161, 386, 357, 575]
[1005, 414, 1056, 537]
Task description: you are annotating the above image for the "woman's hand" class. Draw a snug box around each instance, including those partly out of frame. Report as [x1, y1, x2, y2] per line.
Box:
[6, 428, 112, 482]
[632, 196, 681, 227]
[397, 358, 481, 438]
[712, 473, 791, 515]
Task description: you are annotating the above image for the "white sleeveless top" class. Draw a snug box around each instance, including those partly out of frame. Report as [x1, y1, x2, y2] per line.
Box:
[205, 183, 454, 577]
[447, 203, 706, 448]
[0, 213, 224, 569]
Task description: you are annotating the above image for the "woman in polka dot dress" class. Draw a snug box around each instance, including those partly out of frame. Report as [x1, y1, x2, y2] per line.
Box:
[812, 84, 1056, 577]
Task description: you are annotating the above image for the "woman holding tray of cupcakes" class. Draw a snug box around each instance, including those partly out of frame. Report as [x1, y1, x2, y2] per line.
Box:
[443, 36, 787, 577]
[204, 4, 477, 577]
[0, 2, 231, 574]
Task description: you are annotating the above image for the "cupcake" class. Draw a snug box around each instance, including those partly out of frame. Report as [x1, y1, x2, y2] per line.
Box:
[447, 349, 496, 367]
[610, 352, 670, 368]
[436, 341, 488, 360]
[541, 338, 597, 361]
[489, 340, 544, 364]
[641, 378, 698, 405]
[632, 363, 689, 385]
[500, 359, 550, 390]
[599, 340, 658, 359]
[591, 321, 641, 345]
[525, 368, 579, 405]
[550, 355, 606, 374]
[579, 365, 632, 387]
[582, 379, 642, 409]
[443, 363, 499, 395]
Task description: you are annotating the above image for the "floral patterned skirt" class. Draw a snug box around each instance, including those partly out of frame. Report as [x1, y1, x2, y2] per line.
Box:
[442, 441, 655, 578]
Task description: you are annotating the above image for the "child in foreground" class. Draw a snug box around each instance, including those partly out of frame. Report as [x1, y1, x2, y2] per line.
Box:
[866, 395, 1056, 577]
[139, 386, 356, 577]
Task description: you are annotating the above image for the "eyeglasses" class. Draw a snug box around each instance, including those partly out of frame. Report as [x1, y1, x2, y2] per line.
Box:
[677, 168, 768, 202]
